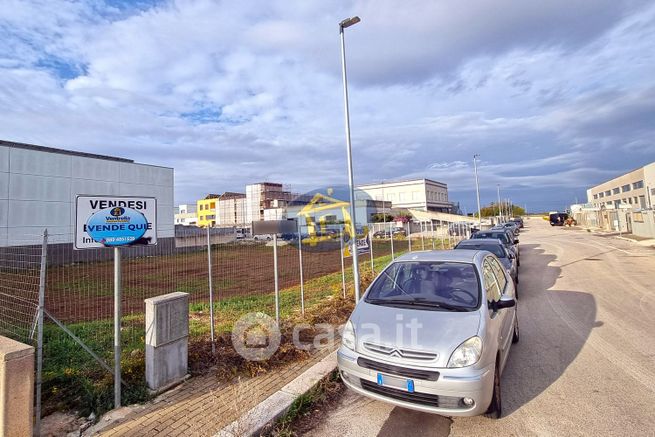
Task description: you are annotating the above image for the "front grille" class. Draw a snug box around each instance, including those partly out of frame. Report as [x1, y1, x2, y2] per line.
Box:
[357, 357, 439, 381]
[363, 342, 438, 361]
[360, 379, 461, 409]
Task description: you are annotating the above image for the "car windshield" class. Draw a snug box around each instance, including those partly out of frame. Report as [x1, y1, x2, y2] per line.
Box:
[455, 243, 505, 258]
[365, 261, 480, 311]
[473, 232, 510, 244]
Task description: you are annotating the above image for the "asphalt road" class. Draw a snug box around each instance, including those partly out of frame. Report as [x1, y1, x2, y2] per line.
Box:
[305, 218, 655, 437]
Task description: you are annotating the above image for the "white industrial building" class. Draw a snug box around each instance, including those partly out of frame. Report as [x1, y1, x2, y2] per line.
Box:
[0, 140, 174, 246]
[357, 178, 452, 213]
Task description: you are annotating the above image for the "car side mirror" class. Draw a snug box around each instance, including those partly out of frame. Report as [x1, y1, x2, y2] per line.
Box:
[508, 253, 515, 259]
[495, 296, 516, 310]
[514, 239, 519, 244]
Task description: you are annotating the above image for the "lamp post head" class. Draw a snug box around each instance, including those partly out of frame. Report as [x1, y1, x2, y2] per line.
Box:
[340, 16, 361, 29]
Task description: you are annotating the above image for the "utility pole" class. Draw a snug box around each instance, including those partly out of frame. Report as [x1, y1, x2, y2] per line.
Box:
[496, 184, 502, 223]
[473, 154, 482, 229]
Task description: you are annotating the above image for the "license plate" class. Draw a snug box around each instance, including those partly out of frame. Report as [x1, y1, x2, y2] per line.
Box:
[377, 373, 415, 393]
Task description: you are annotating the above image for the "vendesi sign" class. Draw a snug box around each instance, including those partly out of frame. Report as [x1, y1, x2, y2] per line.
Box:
[75, 196, 157, 249]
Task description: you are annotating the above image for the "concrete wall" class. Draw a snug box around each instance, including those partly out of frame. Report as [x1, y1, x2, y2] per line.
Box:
[0, 336, 34, 437]
[631, 210, 655, 239]
[0, 144, 174, 246]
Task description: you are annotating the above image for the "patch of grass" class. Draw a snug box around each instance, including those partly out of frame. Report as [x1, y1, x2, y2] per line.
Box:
[267, 370, 345, 437]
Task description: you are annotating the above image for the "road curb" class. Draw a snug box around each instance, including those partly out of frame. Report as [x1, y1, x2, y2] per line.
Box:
[216, 350, 338, 437]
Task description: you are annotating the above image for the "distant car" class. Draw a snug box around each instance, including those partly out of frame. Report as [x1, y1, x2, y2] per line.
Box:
[549, 213, 568, 226]
[471, 229, 520, 267]
[493, 222, 519, 236]
[454, 239, 519, 297]
[338, 250, 519, 418]
[392, 228, 406, 236]
[373, 230, 392, 238]
[253, 234, 273, 241]
[510, 218, 524, 229]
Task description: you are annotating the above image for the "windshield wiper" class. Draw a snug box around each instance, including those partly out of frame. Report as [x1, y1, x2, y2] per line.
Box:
[366, 297, 467, 311]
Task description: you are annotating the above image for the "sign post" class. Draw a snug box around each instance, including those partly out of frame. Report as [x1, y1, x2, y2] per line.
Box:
[75, 195, 157, 409]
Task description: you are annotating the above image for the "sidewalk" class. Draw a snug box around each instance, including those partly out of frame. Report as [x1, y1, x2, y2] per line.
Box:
[90, 346, 336, 437]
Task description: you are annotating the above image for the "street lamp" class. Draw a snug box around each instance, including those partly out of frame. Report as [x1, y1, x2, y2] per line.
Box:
[339, 15, 361, 302]
[473, 154, 482, 229]
[497, 184, 502, 223]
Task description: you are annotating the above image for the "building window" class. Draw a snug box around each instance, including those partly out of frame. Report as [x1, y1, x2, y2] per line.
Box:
[593, 194, 598, 199]
[612, 188, 620, 195]
[399, 192, 406, 202]
[412, 191, 420, 201]
[628, 198, 633, 204]
[210, 202, 216, 209]
[604, 190, 611, 196]
[599, 192, 604, 198]
[621, 184, 631, 192]
[633, 180, 644, 189]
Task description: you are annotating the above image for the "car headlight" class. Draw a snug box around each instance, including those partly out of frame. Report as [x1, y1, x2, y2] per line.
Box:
[447, 336, 482, 368]
[342, 320, 356, 351]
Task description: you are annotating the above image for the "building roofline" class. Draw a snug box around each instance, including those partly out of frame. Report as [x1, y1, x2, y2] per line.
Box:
[588, 161, 655, 190]
[357, 177, 447, 188]
[1, 139, 134, 163]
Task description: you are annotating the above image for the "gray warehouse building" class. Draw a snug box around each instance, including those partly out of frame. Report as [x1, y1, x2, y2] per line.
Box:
[0, 140, 174, 247]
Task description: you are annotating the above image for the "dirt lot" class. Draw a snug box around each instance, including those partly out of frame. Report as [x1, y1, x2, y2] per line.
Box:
[43, 239, 404, 322]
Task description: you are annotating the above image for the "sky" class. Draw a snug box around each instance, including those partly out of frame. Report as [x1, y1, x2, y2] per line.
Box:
[1, 0, 654, 213]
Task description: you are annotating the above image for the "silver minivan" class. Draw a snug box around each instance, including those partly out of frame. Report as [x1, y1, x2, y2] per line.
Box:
[337, 250, 518, 418]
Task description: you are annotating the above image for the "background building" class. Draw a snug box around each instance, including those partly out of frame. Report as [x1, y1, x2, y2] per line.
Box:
[245, 182, 293, 223]
[356, 178, 451, 213]
[174, 204, 197, 226]
[587, 162, 655, 210]
[0, 139, 174, 246]
[217, 192, 246, 226]
[196, 194, 218, 227]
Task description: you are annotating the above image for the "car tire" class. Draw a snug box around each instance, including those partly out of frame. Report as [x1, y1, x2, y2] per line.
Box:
[512, 313, 520, 344]
[514, 279, 519, 300]
[517, 257, 520, 267]
[485, 360, 502, 419]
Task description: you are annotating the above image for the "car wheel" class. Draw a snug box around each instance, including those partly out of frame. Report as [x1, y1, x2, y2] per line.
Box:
[517, 257, 520, 267]
[485, 360, 502, 419]
[514, 279, 519, 300]
[512, 313, 520, 344]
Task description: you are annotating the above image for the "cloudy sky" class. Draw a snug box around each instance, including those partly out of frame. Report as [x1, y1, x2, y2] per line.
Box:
[1, 0, 654, 212]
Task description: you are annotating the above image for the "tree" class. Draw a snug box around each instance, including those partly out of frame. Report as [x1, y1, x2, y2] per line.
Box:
[371, 213, 395, 223]
[480, 202, 525, 217]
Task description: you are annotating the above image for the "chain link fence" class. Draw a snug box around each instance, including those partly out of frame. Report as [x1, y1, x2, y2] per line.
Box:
[0, 216, 471, 428]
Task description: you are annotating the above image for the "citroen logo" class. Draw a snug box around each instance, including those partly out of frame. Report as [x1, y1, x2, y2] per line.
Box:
[389, 349, 402, 358]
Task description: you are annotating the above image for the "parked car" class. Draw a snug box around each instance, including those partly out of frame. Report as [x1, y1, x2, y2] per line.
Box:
[471, 229, 520, 266]
[549, 212, 568, 226]
[373, 230, 392, 239]
[510, 218, 524, 229]
[337, 250, 519, 418]
[392, 228, 406, 236]
[454, 239, 519, 297]
[493, 222, 519, 236]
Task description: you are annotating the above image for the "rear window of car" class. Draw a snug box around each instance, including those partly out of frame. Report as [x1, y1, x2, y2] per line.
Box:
[455, 243, 505, 258]
[473, 232, 509, 244]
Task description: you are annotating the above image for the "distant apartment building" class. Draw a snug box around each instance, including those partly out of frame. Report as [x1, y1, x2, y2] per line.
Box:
[356, 178, 451, 213]
[196, 194, 218, 227]
[217, 192, 247, 226]
[174, 204, 197, 226]
[245, 182, 293, 223]
[0, 139, 174, 246]
[587, 162, 655, 210]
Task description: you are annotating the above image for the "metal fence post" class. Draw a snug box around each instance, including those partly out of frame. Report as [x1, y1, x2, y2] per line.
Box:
[407, 222, 412, 252]
[297, 221, 305, 316]
[114, 246, 122, 409]
[440, 220, 445, 249]
[273, 233, 280, 325]
[421, 222, 425, 250]
[369, 230, 374, 273]
[390, 222, 395, 260]
[206, 227, 216, 355]
[431, 221, 435, 250]
[35, 228, 48, 437]
[340, 227, 346, 299]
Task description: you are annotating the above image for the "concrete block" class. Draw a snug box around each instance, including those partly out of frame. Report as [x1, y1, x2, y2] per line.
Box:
[145, 292, 189, 391]
[0, 336, 34, 437]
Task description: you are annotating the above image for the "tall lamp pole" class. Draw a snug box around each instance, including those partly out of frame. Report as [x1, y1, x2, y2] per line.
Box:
[497, 184, 502, 223]
[339, 16, 362, 302]
[473, 154, 482, 229]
